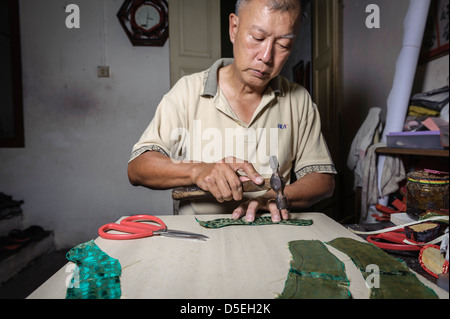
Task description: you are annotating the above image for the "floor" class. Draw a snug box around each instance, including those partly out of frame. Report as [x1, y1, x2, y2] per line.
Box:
[0, 249, 68, 299]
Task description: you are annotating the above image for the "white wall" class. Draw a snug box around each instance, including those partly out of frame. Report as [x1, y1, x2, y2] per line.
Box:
[0, 0, 173, 248]
[342, 0, 410, 129]
[342, 0, 449, 137]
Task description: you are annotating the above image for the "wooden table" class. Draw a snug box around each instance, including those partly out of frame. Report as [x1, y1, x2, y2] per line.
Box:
[28, 213, 448, 299]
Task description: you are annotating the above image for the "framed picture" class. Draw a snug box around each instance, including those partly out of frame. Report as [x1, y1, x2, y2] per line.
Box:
[420, 0, 449, 64]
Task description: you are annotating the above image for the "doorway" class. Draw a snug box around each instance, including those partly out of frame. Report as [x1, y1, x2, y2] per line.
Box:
[0, 0, 24, 147]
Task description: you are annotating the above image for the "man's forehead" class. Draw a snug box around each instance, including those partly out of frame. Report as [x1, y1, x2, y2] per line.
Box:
[250, 24, 296, 39]
[239, 1, 300, 28]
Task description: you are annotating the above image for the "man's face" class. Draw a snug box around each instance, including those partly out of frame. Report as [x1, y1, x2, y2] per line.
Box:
[230, 0, 300, 90]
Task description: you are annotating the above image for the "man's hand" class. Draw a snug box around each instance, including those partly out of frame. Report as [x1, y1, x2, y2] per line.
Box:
[232, 172, 335, 223]
[191, 157, 264, 203]
[231, 194, 290, 223]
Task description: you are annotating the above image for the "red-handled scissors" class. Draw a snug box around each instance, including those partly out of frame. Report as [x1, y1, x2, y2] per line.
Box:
[98, 215, 209, 241]
[367, 229, 421, 251]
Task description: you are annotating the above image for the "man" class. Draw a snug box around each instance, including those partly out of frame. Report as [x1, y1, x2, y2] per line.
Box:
[128, 0, 337, 222]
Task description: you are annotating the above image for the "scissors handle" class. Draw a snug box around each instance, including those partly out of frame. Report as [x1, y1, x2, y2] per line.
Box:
[120, 215, 167, 230]
[98, 223, 155, 240]
[98, 215, 167, 240]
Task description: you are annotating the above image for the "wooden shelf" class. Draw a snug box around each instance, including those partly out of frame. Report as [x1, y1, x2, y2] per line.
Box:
[375, 147, 449, 157]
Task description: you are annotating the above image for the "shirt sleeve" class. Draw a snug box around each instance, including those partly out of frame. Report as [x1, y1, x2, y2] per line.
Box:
[129, 80, 188, 163]
[292, 90, 337, 179]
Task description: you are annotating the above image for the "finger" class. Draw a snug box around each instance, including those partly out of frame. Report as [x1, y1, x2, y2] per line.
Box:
[231, 183, 243, 201]
[232, 205, 246, 220]
[268, 201, 282, 222]
[205, 180, 224, 203]
[216, 178, 233, 202]
[238, 175, 251, 182]
[244, 200, 260, 222]
[235, 162, 264, 185]
[224, 171, 244, 201]
[281, 209, 290, 221]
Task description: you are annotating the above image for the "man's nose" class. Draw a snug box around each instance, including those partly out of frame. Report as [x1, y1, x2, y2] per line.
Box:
[258, 40, 274, 64]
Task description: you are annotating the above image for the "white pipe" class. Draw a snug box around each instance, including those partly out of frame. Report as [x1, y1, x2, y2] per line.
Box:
[374, 0, 431, 220]
[381, 0, 432, 141]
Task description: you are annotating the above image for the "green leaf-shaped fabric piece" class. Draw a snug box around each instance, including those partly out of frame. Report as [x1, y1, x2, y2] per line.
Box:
[65, 240, 122, 299]
[278, 240, 351, 299]
[195, 216, 313, 228]
[327, 238, 438, 299]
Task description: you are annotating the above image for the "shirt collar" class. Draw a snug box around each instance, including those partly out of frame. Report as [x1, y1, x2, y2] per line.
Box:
[201, 58, 283, 97]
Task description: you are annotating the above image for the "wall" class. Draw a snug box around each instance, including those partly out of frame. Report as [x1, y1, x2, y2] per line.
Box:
[341, 0, 411, 146]
[0, 0, 172, 248]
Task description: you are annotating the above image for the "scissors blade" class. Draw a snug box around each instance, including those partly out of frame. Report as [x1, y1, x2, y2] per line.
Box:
[156, 229, 209, 241]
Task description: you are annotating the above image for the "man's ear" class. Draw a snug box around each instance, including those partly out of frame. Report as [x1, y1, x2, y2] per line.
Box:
[229, 13, 239, 44]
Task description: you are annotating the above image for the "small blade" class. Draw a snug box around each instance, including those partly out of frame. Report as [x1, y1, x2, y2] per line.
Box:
[269, 156, 279, 173]
[157, 229, 209, 241]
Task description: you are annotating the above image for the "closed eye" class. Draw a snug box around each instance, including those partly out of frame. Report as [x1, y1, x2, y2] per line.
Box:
[277, 39, 294, 50]
[252, 35, 264, 42]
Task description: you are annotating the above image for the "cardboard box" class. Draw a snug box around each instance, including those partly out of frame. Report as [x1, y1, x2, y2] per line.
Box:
[387, 131, 443, 149]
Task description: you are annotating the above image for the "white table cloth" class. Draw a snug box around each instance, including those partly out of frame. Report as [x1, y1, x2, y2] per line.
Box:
[28, 213, 448, 299]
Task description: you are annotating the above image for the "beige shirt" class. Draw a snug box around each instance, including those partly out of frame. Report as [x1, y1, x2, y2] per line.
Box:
[130, 59, 337, 215]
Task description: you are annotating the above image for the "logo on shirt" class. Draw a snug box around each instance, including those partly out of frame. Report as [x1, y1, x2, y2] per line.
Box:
[278, 124, 289, 130]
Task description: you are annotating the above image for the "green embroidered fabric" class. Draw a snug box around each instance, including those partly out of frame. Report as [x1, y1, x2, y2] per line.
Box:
[195, 216, 313, 228]
[278, 240, 351, 299]
[327, 238, 438, 299]
[66, 240, 122, 299]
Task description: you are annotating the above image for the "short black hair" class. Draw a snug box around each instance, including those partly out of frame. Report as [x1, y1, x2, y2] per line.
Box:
[235, 0, 305, 23]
